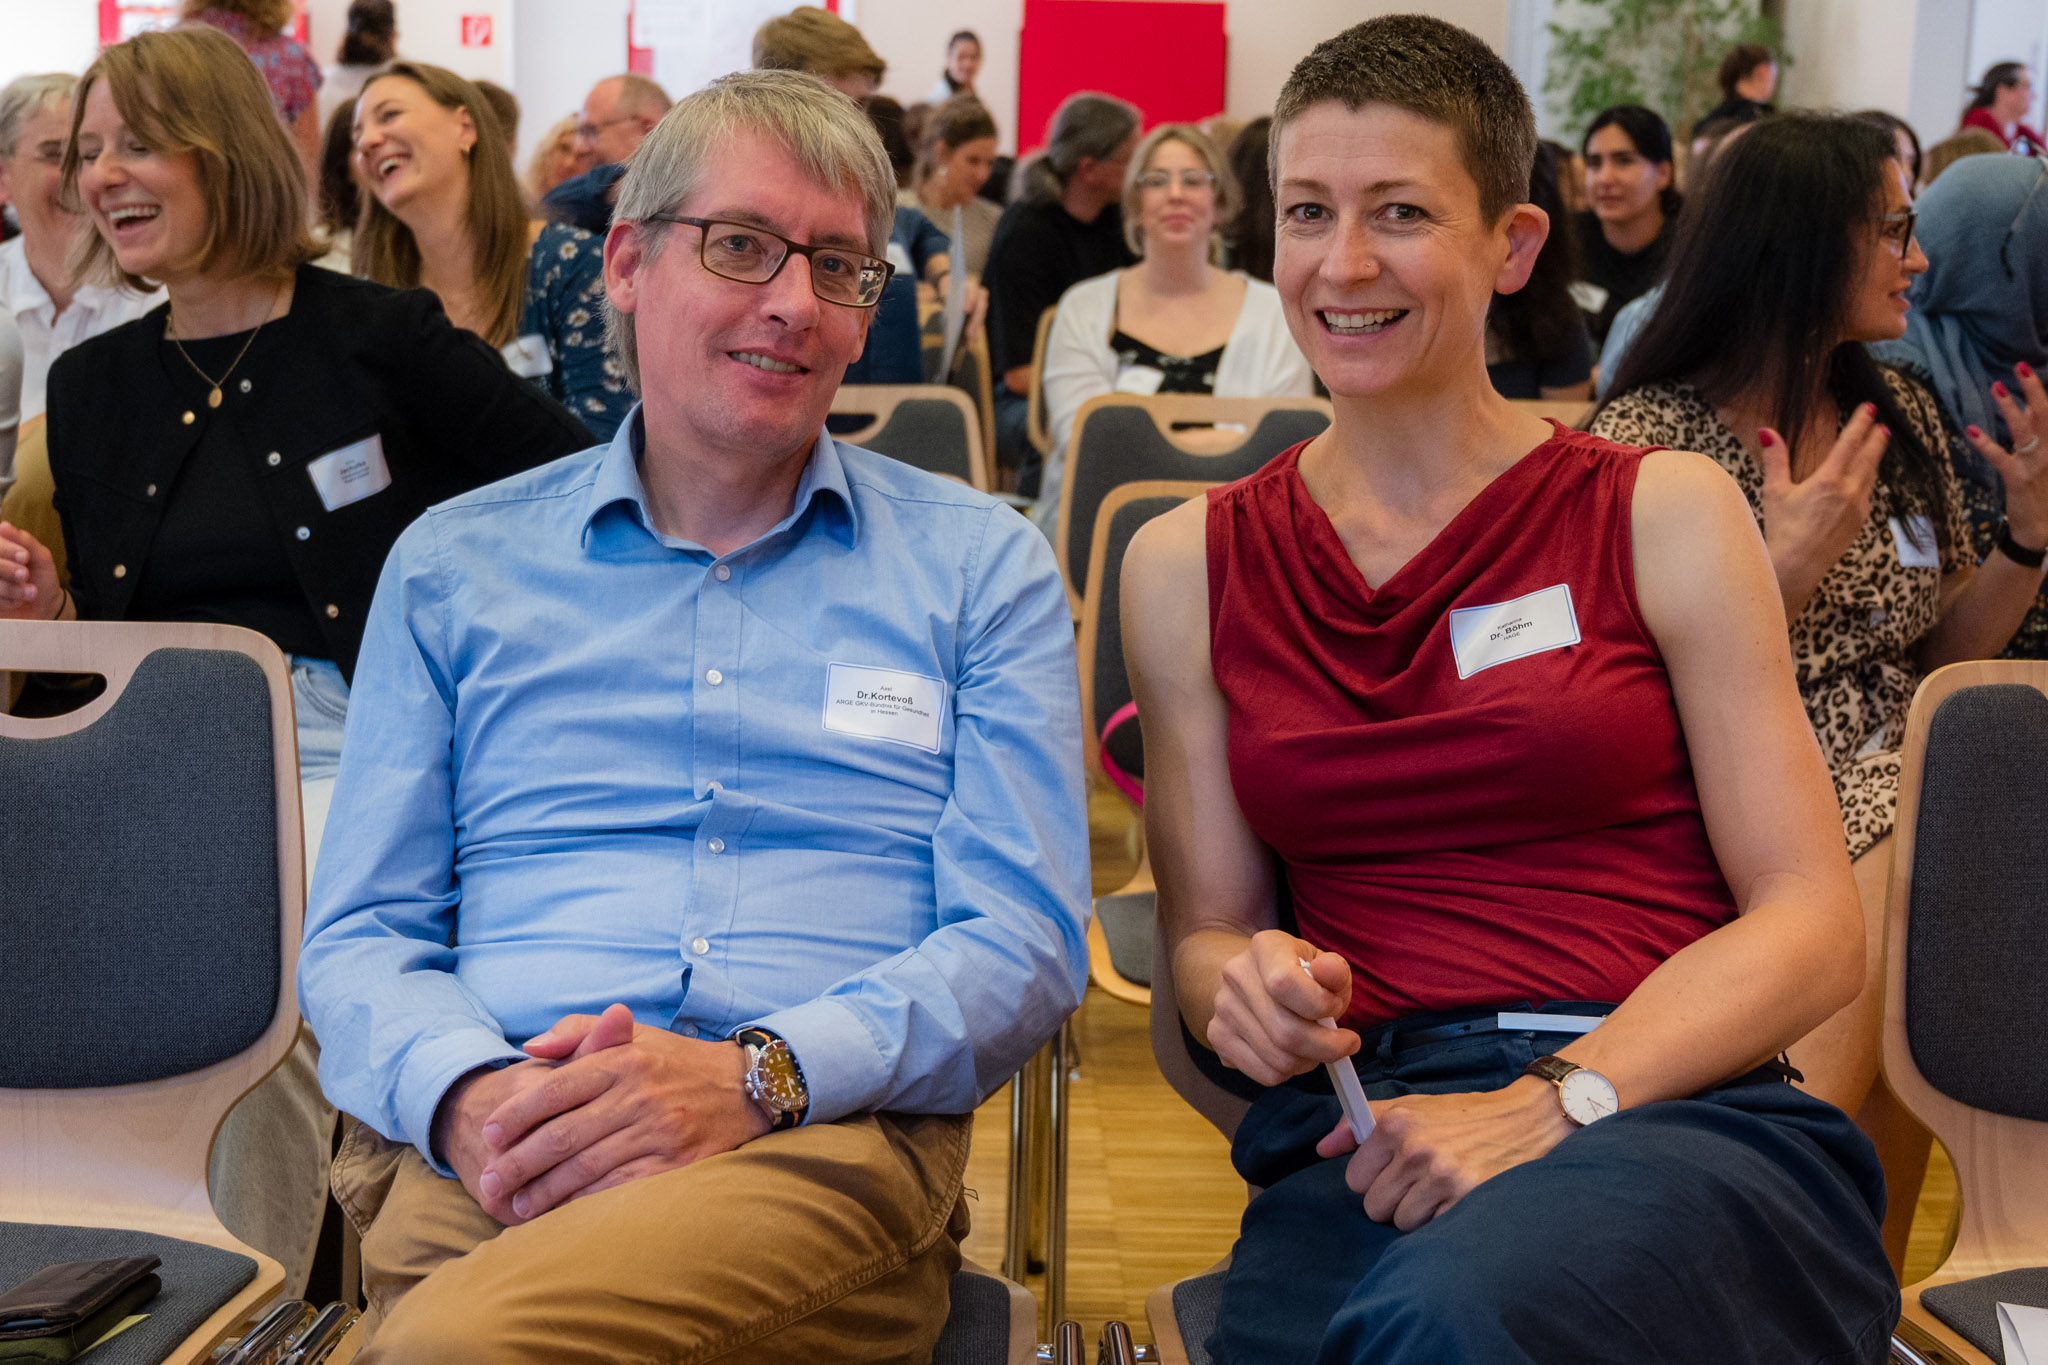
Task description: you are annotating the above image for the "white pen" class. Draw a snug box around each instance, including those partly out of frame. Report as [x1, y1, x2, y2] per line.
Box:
[1300, 956, 1374, 1143]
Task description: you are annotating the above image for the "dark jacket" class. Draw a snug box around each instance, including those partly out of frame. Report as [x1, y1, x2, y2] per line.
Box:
[48, 264, 594, 681]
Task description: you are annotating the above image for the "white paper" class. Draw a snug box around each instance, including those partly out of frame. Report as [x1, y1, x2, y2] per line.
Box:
[304, 433, 392, 512]
[1999, 1302, 2048, 1365]
[822, 662, 947, 753]
[1447, 584, 1582, 680]
[1890, 514, 1941, 569]
[1113, 364, 1166, 396]
[501, 334, 554, 379]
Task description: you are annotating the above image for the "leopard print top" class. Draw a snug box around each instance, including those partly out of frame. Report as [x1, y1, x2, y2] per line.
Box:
[1591, 373, 1971, 861]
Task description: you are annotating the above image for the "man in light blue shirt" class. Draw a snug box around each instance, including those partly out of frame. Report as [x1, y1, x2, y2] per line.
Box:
[298, 69, 1089, 1364]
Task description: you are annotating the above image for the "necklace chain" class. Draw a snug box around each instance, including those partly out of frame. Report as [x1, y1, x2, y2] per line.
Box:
[168, 282, 283, 409]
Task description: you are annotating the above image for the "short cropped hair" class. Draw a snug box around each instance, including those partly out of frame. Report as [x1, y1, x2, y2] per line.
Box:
[1717, 44, 1774, 100]
[752, 7, 886, 86]
[611, 73, 674, 121]
[63, 25, 315, 291]
[1121, 124, 1238, 259]
[605, 68, 898, 397]
[1270, 14, 1535, 225]
[0, 74, 75, 159]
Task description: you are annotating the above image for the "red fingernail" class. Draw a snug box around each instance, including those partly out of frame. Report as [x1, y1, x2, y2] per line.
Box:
[1879, 425, 1890, 438]
[1759, 430, 1774, 447]
[1864, 403, 1878, 417]
[2021, 363, 2036, 379]
[1996, 382, 2011, 398]
[1968, 425, 1985, 439]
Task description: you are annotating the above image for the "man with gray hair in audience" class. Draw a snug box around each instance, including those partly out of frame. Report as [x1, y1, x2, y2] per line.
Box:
[298, 67, 1089, 1363]
[541, 71, 673, 233]
[0, 73, 160, 428]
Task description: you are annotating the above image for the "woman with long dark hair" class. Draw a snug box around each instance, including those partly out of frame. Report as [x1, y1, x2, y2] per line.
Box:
[1224, 116, 1274, 281]
[1487, 140, 1591, 399]
[1593, 111, 2048, 1272]
[1960, 61, 2041, 154]
[1575, 104, 1679, 344]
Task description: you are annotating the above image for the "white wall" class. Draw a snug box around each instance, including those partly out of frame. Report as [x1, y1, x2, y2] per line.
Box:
[301, 0, 512, 83]
[1778, 0, 1920, 121]
[0, 0, 102, 92]
[509, 0, 630, 174]
[854, 0, 1024, 150]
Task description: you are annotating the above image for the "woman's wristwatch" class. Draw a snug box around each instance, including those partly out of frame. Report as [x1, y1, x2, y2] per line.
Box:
[1522, 1055, 1619, 1126]
[1997, 520, 2048, 570]
[736, 1027, 810, 1130]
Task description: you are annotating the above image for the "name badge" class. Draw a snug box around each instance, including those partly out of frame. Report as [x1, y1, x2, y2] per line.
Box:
[1567, 280, 1610, 314]
[822, 662, 947, 753]
[304, 433, 393, 512]
[1113, 364, 1166, 396]
[1448, 584, 1582, 680]
[502, 334, 554, 379]
[1890, 515, 1940, 569]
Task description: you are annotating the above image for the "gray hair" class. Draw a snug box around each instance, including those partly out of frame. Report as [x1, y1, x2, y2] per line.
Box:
[1023, 92, 1139, 202]
[603, 67, 897, 397]
[0, 74, 77, 158]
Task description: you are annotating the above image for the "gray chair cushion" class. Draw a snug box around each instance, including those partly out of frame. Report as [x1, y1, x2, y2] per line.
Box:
[0, 647, 280, 1087]
[1090, 495, 1191, 745]
[1906, 684, 2048, 1120]
[932, 1268, 1014, 1365]
[1175, 1270, 1226, 1365]
[1065, 405, 1328, 599]
[0, 1223, 256, 1365]
[1921, 1266, 2048, 1363]
[1095, 892, 1154, 988]
[851, 400, 975, 482]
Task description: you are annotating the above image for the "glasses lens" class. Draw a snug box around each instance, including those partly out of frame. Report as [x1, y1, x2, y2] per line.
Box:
[701, 224, 783, 283]
[813, 251, 889, 306]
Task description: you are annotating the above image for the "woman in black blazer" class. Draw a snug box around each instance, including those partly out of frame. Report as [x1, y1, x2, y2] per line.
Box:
[0, 24, 590, 1296]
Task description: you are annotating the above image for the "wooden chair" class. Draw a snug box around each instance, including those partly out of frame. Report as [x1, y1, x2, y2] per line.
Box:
[1077, 481, 1214, 1008]
[1882, 661, 2048, 1365]
[959, 330, 999, 481]
[1054, 395, 1332, 615]
[1506, 397, 1594, 430]
[1026, 306, 1057, 461]
[0, 620, 346, 1362]
[829, 384, 991, 491]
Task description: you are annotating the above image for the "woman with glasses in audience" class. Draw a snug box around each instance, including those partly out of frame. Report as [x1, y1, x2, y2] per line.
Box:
[1576, 104, 1680, 345]
[1594, 111, 2048, 1274]
[0, 23, 589, 1302]
[1873, 153, 2048, 659]
[1035, 124, 1314, 527]
[353, 62, 632, 441]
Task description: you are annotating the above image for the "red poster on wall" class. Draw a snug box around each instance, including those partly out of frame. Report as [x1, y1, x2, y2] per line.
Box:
[1016, 0, 1226, 153]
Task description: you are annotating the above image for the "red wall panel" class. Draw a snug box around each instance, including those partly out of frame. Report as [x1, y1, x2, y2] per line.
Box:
[1015, 0, 1227, 155]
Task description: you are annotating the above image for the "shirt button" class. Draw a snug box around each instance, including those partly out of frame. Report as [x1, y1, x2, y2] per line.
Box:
[690, 937, 710, 956]
[707, 779, 723, 792]
[267, 452, 282, 467]
[707, 836, 726, 854]
[714, 565, 732, 582]
[180, 411, 194, 425]
[705, 668, 723, 686]
[296, 526, 311, 540]
[240, 378, 253, 393]
[112, 564, 127, 579]
[144, 483, 157, 497]
[325, 604, 340, 619]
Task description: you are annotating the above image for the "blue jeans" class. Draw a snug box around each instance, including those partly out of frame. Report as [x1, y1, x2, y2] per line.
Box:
[289, 655, 349, 871]
[1210, 1012, 1898, 1365]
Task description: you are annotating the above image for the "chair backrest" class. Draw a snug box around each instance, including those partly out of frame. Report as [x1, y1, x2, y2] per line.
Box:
[960, 332, 998, 479]
[1882, 660, 2048, 1281]
[1507, 398, 1593, 431]
[1056, 395, 1332, 614]
[0, 620, 303, 1241]
[1077, 481, 1212, 782]
[1150, 913, 1255, 1144]
[830, 384, 991, 491]
[1026, 305, 1057, 458]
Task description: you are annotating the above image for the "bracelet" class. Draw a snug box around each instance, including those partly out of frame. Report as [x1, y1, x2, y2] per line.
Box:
[52, 586, 71, 621]
[1997, 521, 2048, 569]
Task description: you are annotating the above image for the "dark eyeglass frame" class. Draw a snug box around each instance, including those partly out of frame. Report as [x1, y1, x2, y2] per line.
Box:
[643, 214, 895, 308]
[1878, 207, 1918, 256]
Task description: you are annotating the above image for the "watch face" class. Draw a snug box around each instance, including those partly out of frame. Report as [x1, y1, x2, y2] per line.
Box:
[1558, 1068, 1619, 1125]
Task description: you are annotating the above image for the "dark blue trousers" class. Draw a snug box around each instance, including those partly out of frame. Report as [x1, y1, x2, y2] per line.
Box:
[1209, 1018, 1900, 1365]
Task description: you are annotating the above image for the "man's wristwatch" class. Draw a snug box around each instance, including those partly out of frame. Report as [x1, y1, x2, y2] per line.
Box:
[736, 1027, 809, 1131]
[1522, 1055, 1619, 1127]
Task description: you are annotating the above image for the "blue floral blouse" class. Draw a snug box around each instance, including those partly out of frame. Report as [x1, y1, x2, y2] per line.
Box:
[517, 223, 630, 443]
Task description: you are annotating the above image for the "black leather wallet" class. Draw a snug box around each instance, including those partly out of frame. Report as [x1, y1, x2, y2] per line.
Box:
[0, 1257, 162, 1341]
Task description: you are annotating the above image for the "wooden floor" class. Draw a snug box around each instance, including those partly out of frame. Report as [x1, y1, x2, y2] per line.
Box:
[964, 787, 1963, 1344]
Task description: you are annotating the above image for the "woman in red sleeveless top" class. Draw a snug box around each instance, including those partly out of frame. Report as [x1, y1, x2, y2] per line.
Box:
[1122, 17, 1897, 1365]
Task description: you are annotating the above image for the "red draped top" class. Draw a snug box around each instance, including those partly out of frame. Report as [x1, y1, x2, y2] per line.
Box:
[1206, 428, 1738, 1030]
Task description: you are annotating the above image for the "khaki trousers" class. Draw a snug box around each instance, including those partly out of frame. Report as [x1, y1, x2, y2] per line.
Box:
[332, 1110, 971, 1365]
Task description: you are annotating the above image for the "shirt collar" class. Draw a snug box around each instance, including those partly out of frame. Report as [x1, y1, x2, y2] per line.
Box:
[581, 406, 859, 554]
[1, 241, 152, 325]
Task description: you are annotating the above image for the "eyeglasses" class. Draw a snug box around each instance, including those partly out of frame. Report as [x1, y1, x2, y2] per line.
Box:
[1878, 207, 1917, 256]
[574, 114, 639, 142]
[1134, 169, 1217, 192]
[643, 215, 894, 308]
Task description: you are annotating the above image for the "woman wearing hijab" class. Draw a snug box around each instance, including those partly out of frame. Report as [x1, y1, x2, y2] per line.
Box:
[1874, 152, 2048, 656]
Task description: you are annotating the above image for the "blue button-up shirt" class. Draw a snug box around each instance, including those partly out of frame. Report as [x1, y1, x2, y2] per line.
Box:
[298, 412, 1090, 1168]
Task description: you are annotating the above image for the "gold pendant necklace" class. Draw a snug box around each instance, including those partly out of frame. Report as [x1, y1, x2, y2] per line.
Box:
[168, 281, 283, 409]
